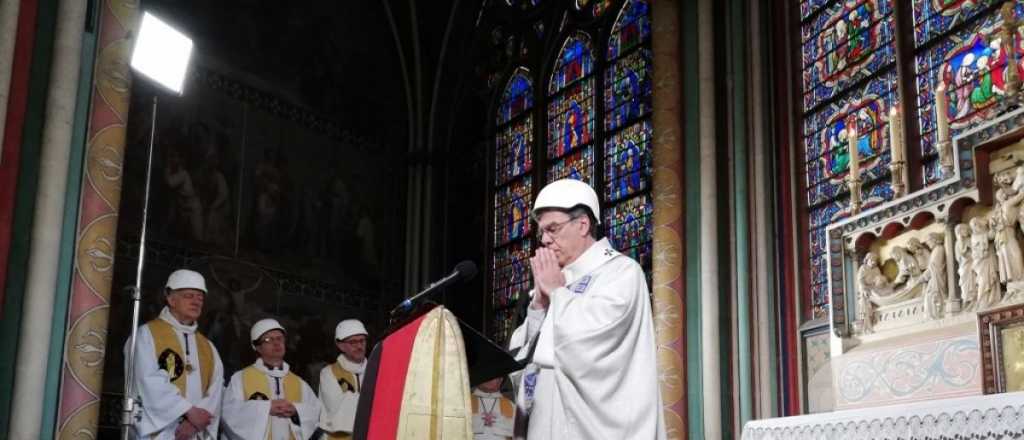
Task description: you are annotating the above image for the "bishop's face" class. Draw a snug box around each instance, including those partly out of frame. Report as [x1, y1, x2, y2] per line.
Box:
[255, 329, 287, 365]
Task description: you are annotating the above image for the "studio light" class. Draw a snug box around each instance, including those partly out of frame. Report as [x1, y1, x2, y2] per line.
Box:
[130, 12, 193, 95]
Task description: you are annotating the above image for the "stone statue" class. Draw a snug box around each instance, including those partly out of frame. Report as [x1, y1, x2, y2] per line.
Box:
[856, 252, 890, 334]
[970, 217, 1001, 309]
[992, 190, 1024, 284]
[955, 223, 976, 306]
[907, 238, 930, 272]
[923, 233, 947, 319]
[892, 245, 923, 285]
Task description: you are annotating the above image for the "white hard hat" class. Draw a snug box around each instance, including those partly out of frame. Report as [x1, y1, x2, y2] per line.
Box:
[335, 319, 368, 341]
[165, 269, 207, 294]
[251, 318, 286, 347]
[533, 179, 601, 224]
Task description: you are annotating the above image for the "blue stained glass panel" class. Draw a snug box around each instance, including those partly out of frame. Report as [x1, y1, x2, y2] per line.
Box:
[604, 194, 653, 267]
[914, 4, 1024, 185]
[801, 0, 896, 109]
[604, 48, 653, 131]
[810, 247, 828, 286]
[495, 115, 534, 184]
[809, 197, 851, 229]
[801, 0, 833, 20]
[912, 0, 998, 47]
[547, 146, 595, 185]
[493, 177, 533, 246]
[607, 0, 652, 59]
[547, 79, 595, 158]
[492, 239, 532, 309]
[810, 282, 830, 320]
[604, 120, 652, 202]
[497, 69, 534, 125]
[809, 227, 828, 259]
[549, 33, 594, 95]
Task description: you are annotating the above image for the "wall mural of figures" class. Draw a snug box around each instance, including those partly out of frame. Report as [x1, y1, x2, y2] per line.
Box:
[118, 67, 398, 292]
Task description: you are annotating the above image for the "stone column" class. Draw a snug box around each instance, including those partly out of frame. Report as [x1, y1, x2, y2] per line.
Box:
[651, 0, 687, 437]
[8, 0, 87, 437]
[697, 0, 723, 436]
[55, 2, 138, 438]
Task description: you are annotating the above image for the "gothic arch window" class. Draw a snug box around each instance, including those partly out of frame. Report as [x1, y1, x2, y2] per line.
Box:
[491, 68, 535, 344]
[487, 0, 653, 344]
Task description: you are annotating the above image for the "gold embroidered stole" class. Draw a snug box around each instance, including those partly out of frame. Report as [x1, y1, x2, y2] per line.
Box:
[147, 318, 214, 397]
[324, 362, 361, 440]
[241, 366, 303, 440]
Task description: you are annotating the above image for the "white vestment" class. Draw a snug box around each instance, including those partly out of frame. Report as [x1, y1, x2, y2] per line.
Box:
[124, 307, 224, 440]
[317, 355, 366, 435]
[221, 359, 321, 440]
[472, 389, 514, 440]
[513, 238, 666, 439]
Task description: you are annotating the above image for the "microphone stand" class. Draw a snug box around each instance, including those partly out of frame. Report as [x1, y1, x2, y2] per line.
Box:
[122, 96, 159, 440]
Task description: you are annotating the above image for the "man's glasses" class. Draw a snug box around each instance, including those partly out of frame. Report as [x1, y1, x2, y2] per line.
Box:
[258, 335, 286, 345]
[536, 215, 580, 241]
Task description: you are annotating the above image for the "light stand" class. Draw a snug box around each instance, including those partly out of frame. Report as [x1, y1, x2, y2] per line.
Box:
[122, 11, 193, 440]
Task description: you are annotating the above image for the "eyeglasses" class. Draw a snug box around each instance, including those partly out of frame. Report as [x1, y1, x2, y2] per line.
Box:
[338, 337, 367, 346]
[258, 335, 286, 345]
[536, 215, 579, 241]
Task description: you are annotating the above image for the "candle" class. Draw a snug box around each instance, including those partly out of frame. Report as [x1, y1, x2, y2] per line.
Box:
[889, 106, 903, 163]
[935, 81, 950, 144]
[848, 123, 860, 180]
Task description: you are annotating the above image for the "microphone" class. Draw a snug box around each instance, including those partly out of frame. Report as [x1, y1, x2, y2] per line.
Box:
[392, 261, 478, 314]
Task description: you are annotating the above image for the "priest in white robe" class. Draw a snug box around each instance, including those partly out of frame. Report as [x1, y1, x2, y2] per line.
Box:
[512, 179, 666, 439]
[124, 269, 224, 440]
[317, 319, 369, 439]
[222, 318, 321, 440]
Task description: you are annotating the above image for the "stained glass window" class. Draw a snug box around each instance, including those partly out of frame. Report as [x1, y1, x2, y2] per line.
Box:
[491, 69, 537, 344]
[604, 120, 652, 202]
[799, 0, 898, 321]
[488, 0, 654, 344]
[601, 0, 654, 271]
[913, 1, 1023, 184]
[547, 146, 596, 185]
[607, 0, 651, 59]
[547, 80, 596, 158]
[605, 48, 653, 131]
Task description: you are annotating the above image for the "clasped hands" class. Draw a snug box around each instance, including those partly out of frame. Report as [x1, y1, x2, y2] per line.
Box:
[529, 248, 565, 309]
[270, 398, 298, 418]
[174, 407, 212, 440]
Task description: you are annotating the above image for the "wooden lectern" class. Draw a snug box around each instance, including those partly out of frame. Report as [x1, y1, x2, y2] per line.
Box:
[352, 304, 519, 440]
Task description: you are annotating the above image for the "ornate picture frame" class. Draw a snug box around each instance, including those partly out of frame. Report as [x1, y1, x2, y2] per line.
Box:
[978, 303, 1024, 394]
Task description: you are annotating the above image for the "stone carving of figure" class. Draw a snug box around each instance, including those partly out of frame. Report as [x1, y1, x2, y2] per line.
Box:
[907, 238, 930, 272]
[955, 223, 976, 306]
[856, 252, 890, 333]
[922, 233, 947, 319]
[993, 189, 1024, 284]
[970, 217, 1001, 309]
[892, 245, 923, 285]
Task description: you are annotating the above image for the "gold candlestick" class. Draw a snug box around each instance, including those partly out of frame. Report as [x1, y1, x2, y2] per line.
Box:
[1002, 3, 1020, 97]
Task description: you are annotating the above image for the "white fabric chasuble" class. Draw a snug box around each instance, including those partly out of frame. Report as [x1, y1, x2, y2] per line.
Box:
[512, 238, 666, 440]
[221, 359, 321, 440]
[317, 354, 366, 436]
[123, 307, 224, 439]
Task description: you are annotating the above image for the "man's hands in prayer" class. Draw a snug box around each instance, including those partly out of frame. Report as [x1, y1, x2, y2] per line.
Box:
[270, 399, 298, 417]
[185, 407, 212, 430]
[530, 248, 565, 309]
